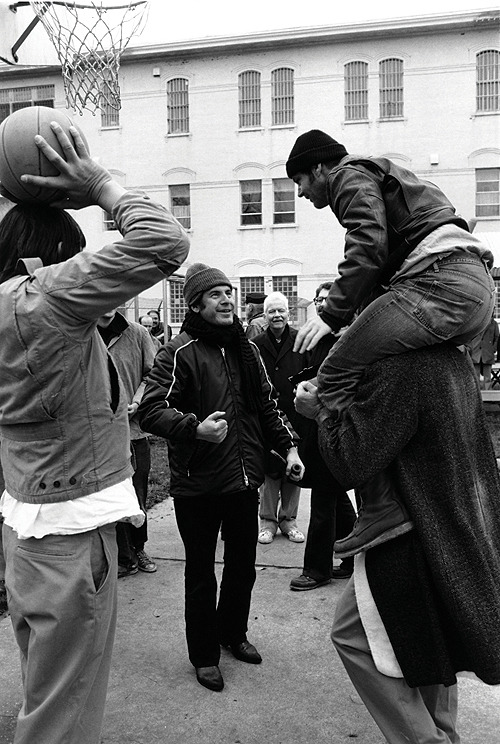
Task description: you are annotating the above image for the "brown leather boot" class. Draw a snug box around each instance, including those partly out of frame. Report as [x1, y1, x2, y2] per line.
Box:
[334, 470, 414, 558]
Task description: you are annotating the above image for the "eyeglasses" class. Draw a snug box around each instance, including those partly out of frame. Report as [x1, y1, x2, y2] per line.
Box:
[314, 297, 328, 305]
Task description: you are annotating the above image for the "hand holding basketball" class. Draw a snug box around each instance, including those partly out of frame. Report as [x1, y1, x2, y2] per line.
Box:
[0, 105, 125, 210]
[24, 122, 124, 210]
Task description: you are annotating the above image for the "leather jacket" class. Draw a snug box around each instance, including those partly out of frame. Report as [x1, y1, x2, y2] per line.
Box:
[0, 192, 189, 503]
[321, 155, 470, 333]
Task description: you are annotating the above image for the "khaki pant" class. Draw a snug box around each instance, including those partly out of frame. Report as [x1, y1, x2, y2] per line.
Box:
[3, 523, 118, 744]
[331, 579, 460, 744]
[259, 475, 301, 534]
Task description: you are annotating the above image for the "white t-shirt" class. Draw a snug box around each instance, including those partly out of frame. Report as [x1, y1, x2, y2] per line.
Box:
[0, 477, 144, 540]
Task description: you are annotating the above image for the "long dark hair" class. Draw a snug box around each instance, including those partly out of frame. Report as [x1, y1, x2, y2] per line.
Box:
[0, 204, 86, 284]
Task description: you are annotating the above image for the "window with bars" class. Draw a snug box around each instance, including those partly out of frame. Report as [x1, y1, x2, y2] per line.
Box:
[240, 276, 265, 317]
[379, 58, 403, 119]
[476, 50, 499, 113]
[476, 168, 500, 217]
[344, 61, 368, 121]
[170, 184, 191, 230]
[100, 72, 119, 128]
[240, 180, 262, 226]
[271, 67, 294, 126]
[103, 211, 117, 231]
[167, 78, 189, 134]
[493, 280, 500, 318]
[238, 71, 261, 128]
[169, 279, 188, 324]
[0, 85, 55, 124]
[273, 275, 297, 322]
[273, 178, 295, 224]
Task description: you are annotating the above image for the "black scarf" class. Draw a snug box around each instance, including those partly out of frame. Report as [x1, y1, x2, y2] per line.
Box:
[181, 310, 263, 412]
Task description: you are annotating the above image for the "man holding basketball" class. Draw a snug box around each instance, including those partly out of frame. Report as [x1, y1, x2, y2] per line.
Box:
[0, 116, 189, 744]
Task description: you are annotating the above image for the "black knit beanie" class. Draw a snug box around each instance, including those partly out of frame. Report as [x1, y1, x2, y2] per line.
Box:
[286, 130, 348, 178]
[183, 262, 232, 307]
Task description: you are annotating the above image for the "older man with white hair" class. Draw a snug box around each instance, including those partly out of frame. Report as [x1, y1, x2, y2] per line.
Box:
[253, 292, 308, 544]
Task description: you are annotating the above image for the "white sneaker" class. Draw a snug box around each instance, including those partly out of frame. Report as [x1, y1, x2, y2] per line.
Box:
[258, 529, 275, 544]
[287, 528, 305, 543]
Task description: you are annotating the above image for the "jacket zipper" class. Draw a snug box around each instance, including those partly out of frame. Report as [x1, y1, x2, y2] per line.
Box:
[221, 347, 250, 488]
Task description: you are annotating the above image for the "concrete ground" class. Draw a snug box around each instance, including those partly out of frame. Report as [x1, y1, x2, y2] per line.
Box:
[1, 490, 500, 744]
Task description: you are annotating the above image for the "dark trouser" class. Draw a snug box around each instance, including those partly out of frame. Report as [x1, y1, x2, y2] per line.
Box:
[174, 489, 259, 668]
[303, 477, 356, 580]
[116, 437, 150, 564]
[300, 428, 356, 581]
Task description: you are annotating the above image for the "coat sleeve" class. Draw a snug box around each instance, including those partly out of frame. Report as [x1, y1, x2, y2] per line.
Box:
[317, 357, 418, 489]
[252, 344, 295, 457]
[38, 191, 190, 325]
[320, 165, 388, 333]
[138, 340, 199, 444]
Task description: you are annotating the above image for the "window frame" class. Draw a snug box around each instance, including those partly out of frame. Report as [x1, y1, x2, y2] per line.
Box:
[103, 211, 117, 231]
[272, 177, 295, 225]
[169, 278, 188, 324]
[272, 275, 298, 323]
[240, 179, 262, 226]
[379, 58, 404, 119]
[240, 276, 265, 317]
[167, 77, 190, 135]
[271, 67, 294, 126]
[169, 184, 191, 230]
[476, 50, 500, 114]
[238, 70, 261, 129]
[476, 168, 500, 218]
[0, 85, 55, 124]
[344, 61, 368, 122]
[100, 72, 119, 128]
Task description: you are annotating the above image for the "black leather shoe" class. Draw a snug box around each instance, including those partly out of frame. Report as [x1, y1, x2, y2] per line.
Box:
[223, 640, 262, 664]
[331, 563, 353, 579]
[195, 665, 224, 691]
[290, 574, 331, 591]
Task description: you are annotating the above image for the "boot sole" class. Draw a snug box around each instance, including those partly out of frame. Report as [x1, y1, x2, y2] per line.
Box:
[334, 521, 415, 559]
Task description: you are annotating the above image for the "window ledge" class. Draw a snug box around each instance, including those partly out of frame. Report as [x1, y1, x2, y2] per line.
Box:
[238, 127, 264, 133]
[343, 119, 370, 125]
[472, 111, 500, 119]
[270, 124, 295, 130]
[165, 132, 191, 139]
[377, 116, 406, 123]
[238, 225, 265, 231]
[100, 125, 121, 132]
[271, 223, 297, 229]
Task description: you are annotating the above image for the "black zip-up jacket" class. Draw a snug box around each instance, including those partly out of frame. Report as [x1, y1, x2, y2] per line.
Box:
[321, 156, 470, 333]
[138, 331, 294, 498]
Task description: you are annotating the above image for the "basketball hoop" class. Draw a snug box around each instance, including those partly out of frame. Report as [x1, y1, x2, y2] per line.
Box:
[28, 1, 150, 115]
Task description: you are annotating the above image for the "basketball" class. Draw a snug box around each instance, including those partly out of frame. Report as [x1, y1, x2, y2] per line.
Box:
[0, 106, 90, 204]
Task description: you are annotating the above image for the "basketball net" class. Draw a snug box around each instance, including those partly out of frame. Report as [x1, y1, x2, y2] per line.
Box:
[28, 1, 149, 115]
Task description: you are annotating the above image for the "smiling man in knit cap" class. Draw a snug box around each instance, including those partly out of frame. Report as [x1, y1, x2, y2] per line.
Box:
[286, 129, 494, 558]
[138, 263, 303, 692]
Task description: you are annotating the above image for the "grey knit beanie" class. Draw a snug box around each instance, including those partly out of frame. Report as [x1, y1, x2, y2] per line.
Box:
[183, 263, 232, 307]
[286, 130, 348, 178]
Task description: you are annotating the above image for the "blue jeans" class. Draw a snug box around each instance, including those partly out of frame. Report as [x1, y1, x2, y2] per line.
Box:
[317, 254, 495, 417]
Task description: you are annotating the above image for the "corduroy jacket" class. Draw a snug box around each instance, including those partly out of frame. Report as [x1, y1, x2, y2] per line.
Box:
[0, 192, 189, 504]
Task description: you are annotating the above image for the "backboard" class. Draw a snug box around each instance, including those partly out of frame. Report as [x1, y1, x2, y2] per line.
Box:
[0, 1, 150, 114]
[0, 1, 59, 66]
